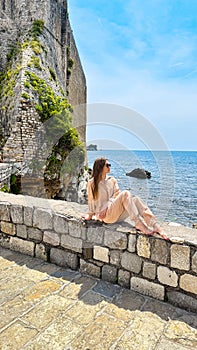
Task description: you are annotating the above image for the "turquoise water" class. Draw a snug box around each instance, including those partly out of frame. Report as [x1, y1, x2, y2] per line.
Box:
[87, 150, 197, 227]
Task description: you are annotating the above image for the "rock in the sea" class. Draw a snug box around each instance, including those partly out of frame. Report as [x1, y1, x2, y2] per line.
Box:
[126, 168, 151, 179]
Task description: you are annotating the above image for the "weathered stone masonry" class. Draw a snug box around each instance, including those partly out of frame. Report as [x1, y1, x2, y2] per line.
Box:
[0, 0, 87, 200]
[0, 192, 197, 313]
[0, 0, 86, 161]
[0, 163, 13, 189]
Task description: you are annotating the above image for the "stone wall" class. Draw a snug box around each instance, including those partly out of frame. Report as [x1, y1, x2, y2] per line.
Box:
[0, 192, 197, 313]
[0, 163, 13, 189]
[0, 0, 87, 200]
[0, 0, 86, 161]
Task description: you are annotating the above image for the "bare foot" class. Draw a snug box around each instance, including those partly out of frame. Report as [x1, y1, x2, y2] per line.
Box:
[135, 220, 154, 236]
[152, 222, 162, 234]
[152, 223, 169, 240]
[81, 213, 92, 221]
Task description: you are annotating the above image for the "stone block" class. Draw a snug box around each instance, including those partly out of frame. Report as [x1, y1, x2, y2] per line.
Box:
[128, 233, 136, 252]
[35, 243, 48, 261]
[157, 266, 178, 287]
[171, 244, 190, 271]
[10, 237, 34, 256]
[43, 231, 60, 246]
[10, 205, 23, 224]
[17, 224, 27, 239]
[61, 234, 83, 253]
[167, 290, 197, 313]
[82, 242, 93, 259]
[50, 248, 78, 270]
[1, 221, 15, 236]
[87, 226, 104, 244]
[33, 208, 53, 230]
[110, 250, 122, 266]
[68, 220, 86, 238]
[24, 206, 33, 226]
[0, 233, 11, 249]
[104, 230, 127, 250]
[94, 246, 109, 263]
[180, 274, 197, 294]
[143, 261, 156, 280]
[102, 265, 117, 283]
[53, 215, 69, 234]
[118, 269, 130, 288]
[121, 252, 142, 273]
[151, 239, 168, 264]
[192, 252, 197, 273]
[0, 202, 10, 221]
[80, 258, 101, 278]
[27, 227, 43, 242]
[130, 277, 165, 300]
[137, 236, 151, 258]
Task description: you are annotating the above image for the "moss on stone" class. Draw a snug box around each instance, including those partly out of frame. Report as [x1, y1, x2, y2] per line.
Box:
[0, 19, 85, 197]
[24, 70, 72, 122]
[49, 67, 57, 81]
[21, 92, 30, 99]
[30, 20, 45, 38]
[27, 55, 42, 70]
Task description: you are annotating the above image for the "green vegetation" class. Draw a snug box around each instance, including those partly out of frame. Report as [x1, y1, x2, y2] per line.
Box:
[67, 58, 74, 78]
[24, 70, 72, 123]
[10, 174, 21, 194]
[27, 55, 42, 70]
[68, 58, 74, 69]
[0, 184, 10, 193]
[0, 65, 21, 98]
[45, 128, 84, 179]
[30, 20, 45, 38]
[24, 81, 30, 89]
[6, 41, 21, 63]
[49, 67, 57, 81]
[0, 20, 46, 103]
[21, 92, 30, 99]
[0, 19, 85, 196]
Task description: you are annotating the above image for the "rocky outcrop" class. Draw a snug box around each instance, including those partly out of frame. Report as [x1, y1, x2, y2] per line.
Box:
[126, 168, 151, 179]
[87, 144, 97, 151]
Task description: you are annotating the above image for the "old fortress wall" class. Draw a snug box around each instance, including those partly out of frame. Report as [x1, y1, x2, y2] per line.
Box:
[0, 0, 86, 162]
[0, 0, 87, 199]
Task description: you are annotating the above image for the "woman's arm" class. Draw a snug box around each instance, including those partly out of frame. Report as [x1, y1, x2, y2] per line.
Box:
[82, 180, 95, 220]
[112, 177, 120, 198]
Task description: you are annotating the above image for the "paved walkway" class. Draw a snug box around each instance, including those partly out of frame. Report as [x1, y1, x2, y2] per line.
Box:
[0, 247, 197, 350]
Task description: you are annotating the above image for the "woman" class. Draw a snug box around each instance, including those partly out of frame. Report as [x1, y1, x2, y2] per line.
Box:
[82, 157, 169, 240]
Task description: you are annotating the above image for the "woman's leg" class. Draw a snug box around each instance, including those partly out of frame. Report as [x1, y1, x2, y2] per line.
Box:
[131, 196, 163, 234]
[131, 197, 156, 226]
[104, 191, 153, 235]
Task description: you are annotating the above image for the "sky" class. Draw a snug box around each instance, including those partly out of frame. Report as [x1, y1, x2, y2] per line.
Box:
[68, 0, 197, 151]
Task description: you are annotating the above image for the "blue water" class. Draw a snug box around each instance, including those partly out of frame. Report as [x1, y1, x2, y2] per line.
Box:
[87, 150, 197, 227]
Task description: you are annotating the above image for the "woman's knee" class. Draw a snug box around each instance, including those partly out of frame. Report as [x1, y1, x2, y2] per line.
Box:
[121, 190, 131, 199]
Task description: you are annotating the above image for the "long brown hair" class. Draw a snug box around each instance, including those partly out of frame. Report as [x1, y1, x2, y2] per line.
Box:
[91, 157, 107, 199]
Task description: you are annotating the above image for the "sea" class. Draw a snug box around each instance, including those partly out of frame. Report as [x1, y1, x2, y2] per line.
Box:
[87, 150, 197, 228]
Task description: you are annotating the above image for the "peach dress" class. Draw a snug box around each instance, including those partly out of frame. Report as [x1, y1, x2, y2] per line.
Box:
[87, 176, 156, 226]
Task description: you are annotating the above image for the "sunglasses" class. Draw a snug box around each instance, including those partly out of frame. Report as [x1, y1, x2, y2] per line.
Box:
[105, 163, 111, 168]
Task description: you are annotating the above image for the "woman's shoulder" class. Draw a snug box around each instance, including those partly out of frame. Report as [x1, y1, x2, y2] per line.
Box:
[106, 176, 116, 182]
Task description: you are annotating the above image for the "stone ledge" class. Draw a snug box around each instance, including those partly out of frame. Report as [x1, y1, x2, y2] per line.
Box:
[0, 192, 197, 314]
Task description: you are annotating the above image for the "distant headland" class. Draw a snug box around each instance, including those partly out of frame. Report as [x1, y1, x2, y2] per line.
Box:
[87, 144, 97, 151]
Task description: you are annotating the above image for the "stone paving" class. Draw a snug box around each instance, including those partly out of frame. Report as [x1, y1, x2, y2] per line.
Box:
[0, 247, 197, 350]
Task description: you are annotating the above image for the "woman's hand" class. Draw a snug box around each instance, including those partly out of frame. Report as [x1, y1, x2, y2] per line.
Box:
[98, 208, 108, 220]
[81, 213, 93, 221]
